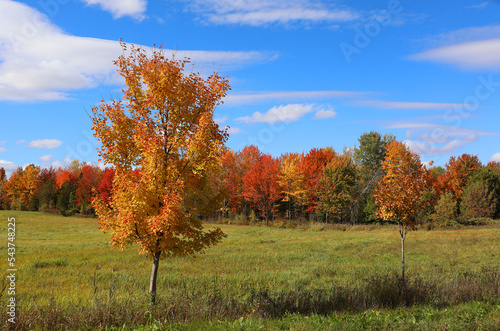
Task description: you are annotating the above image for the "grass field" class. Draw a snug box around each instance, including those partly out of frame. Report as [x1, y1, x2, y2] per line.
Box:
[0, 211, 499, 330]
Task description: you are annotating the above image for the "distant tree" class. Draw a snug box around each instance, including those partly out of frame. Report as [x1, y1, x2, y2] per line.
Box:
[0, 168, 7, 210]
[3, 164, 40, 210]
[279, 152, 307, 220]
[352, 131, 395, 223]
[441, 154, 481, 204]
[317, 152, 357, 223]
[467, 166, 500, 217]
[354, 131, 395, 173]
[432, 192, 458, 226]
[460, 181, 496, 219]
[222, 146, 261, 215]
[76, 164, 103, 214]
[90, 43, 228, 302]
[242, 154, 282, 224]
[32, 167, 58, 212]
[374, 140, 432, 284]
[301, 147, 336, 216]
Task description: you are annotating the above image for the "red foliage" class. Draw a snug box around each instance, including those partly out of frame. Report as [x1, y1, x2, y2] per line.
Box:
[300, 148, 336, 212]
[242, 153, 282, 222]
[222, 146, 261, 213]
[55, 168, 79, 189]
[98, 167, 115, 204]
[76, 164, 103, 205]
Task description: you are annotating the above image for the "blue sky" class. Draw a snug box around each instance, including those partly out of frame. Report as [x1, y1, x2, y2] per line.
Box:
[1, 0, 500, 175]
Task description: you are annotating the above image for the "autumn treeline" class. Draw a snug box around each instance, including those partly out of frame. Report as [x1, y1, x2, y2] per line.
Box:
[1, 131, 499, 224]
[0, 161, 114, 216]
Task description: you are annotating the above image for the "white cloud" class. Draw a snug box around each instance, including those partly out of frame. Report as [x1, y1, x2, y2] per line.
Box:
[81, 0, 147, 20]
[224, 90, 367, 105]
[0, 147, 6, 152]
[0, 0, 270, 101]
[404, 135, 478, 156]
[0, 160, 18, 177]
[313, 109, 337, 119]
[16, 140, 25, 145]
[214, 116, 227, 125]
[409, 39, 500, 71]
[51, 155, 73, 168]
[355, 100, 477, 110]
[237, 103, 320, 124]
[39, 154, 55, 163]
[225, 126, 242, 135]
[27, 139, 63, 149]
[387, 121, 497, 156]
[185, 0, 359, 26]
[490, 153, 500, 162]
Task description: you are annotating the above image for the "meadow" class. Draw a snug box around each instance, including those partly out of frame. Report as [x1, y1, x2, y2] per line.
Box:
[0, 210, 499, 330]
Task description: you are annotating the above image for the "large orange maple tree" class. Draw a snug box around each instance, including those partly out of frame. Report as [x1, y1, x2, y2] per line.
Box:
[91, 43, 228, 302]
[373, 140, 432, 283]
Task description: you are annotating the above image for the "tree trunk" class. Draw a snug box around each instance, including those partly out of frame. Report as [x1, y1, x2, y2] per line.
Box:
[149, 251, 161, 304]
[399, 224, 406, 285]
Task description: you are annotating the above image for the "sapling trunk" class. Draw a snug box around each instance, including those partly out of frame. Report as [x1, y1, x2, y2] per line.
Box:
[149, 251, 161, 304]
[399, 224, 406, 286]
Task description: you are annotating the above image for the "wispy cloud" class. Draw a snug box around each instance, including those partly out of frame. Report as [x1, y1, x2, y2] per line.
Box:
[387, 121, 497, 156]
[354, 100, 478, 110]
[0, 147, 6, 153]
[27, 139, 63, 149]
[409, 39, 500, 71]
[184, 0, 360, 27]
[236, 103, 332, 124]
[465, 1, 489, 9]
[81, 0, 147, 20]
[224, 90, 368, 105]
[414, 24, 500, 49]
[0, 0, 271, 101]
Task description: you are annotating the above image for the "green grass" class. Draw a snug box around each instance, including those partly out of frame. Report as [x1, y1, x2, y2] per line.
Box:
[0, 211, 499, 330]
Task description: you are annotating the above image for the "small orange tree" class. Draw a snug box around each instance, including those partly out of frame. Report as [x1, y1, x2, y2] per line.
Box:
[373, 140, 431, 283]
[91, 43, 229, 302]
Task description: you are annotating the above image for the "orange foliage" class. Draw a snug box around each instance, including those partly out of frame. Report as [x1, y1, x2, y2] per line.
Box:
[440, 154, 481, 202]
[242, 154, 282, 223]
[374, 141, 432, 228]
[300, 148, 336, 212]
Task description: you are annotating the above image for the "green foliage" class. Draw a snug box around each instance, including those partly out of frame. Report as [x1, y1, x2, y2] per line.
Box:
[249, 210, 258, 224]
[460, 181, 496, 220]
[354, 131, 395, 173]
[467, 166, 500, 216]
[56, 181, 78, 216]
[432, 192, 459, 226]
